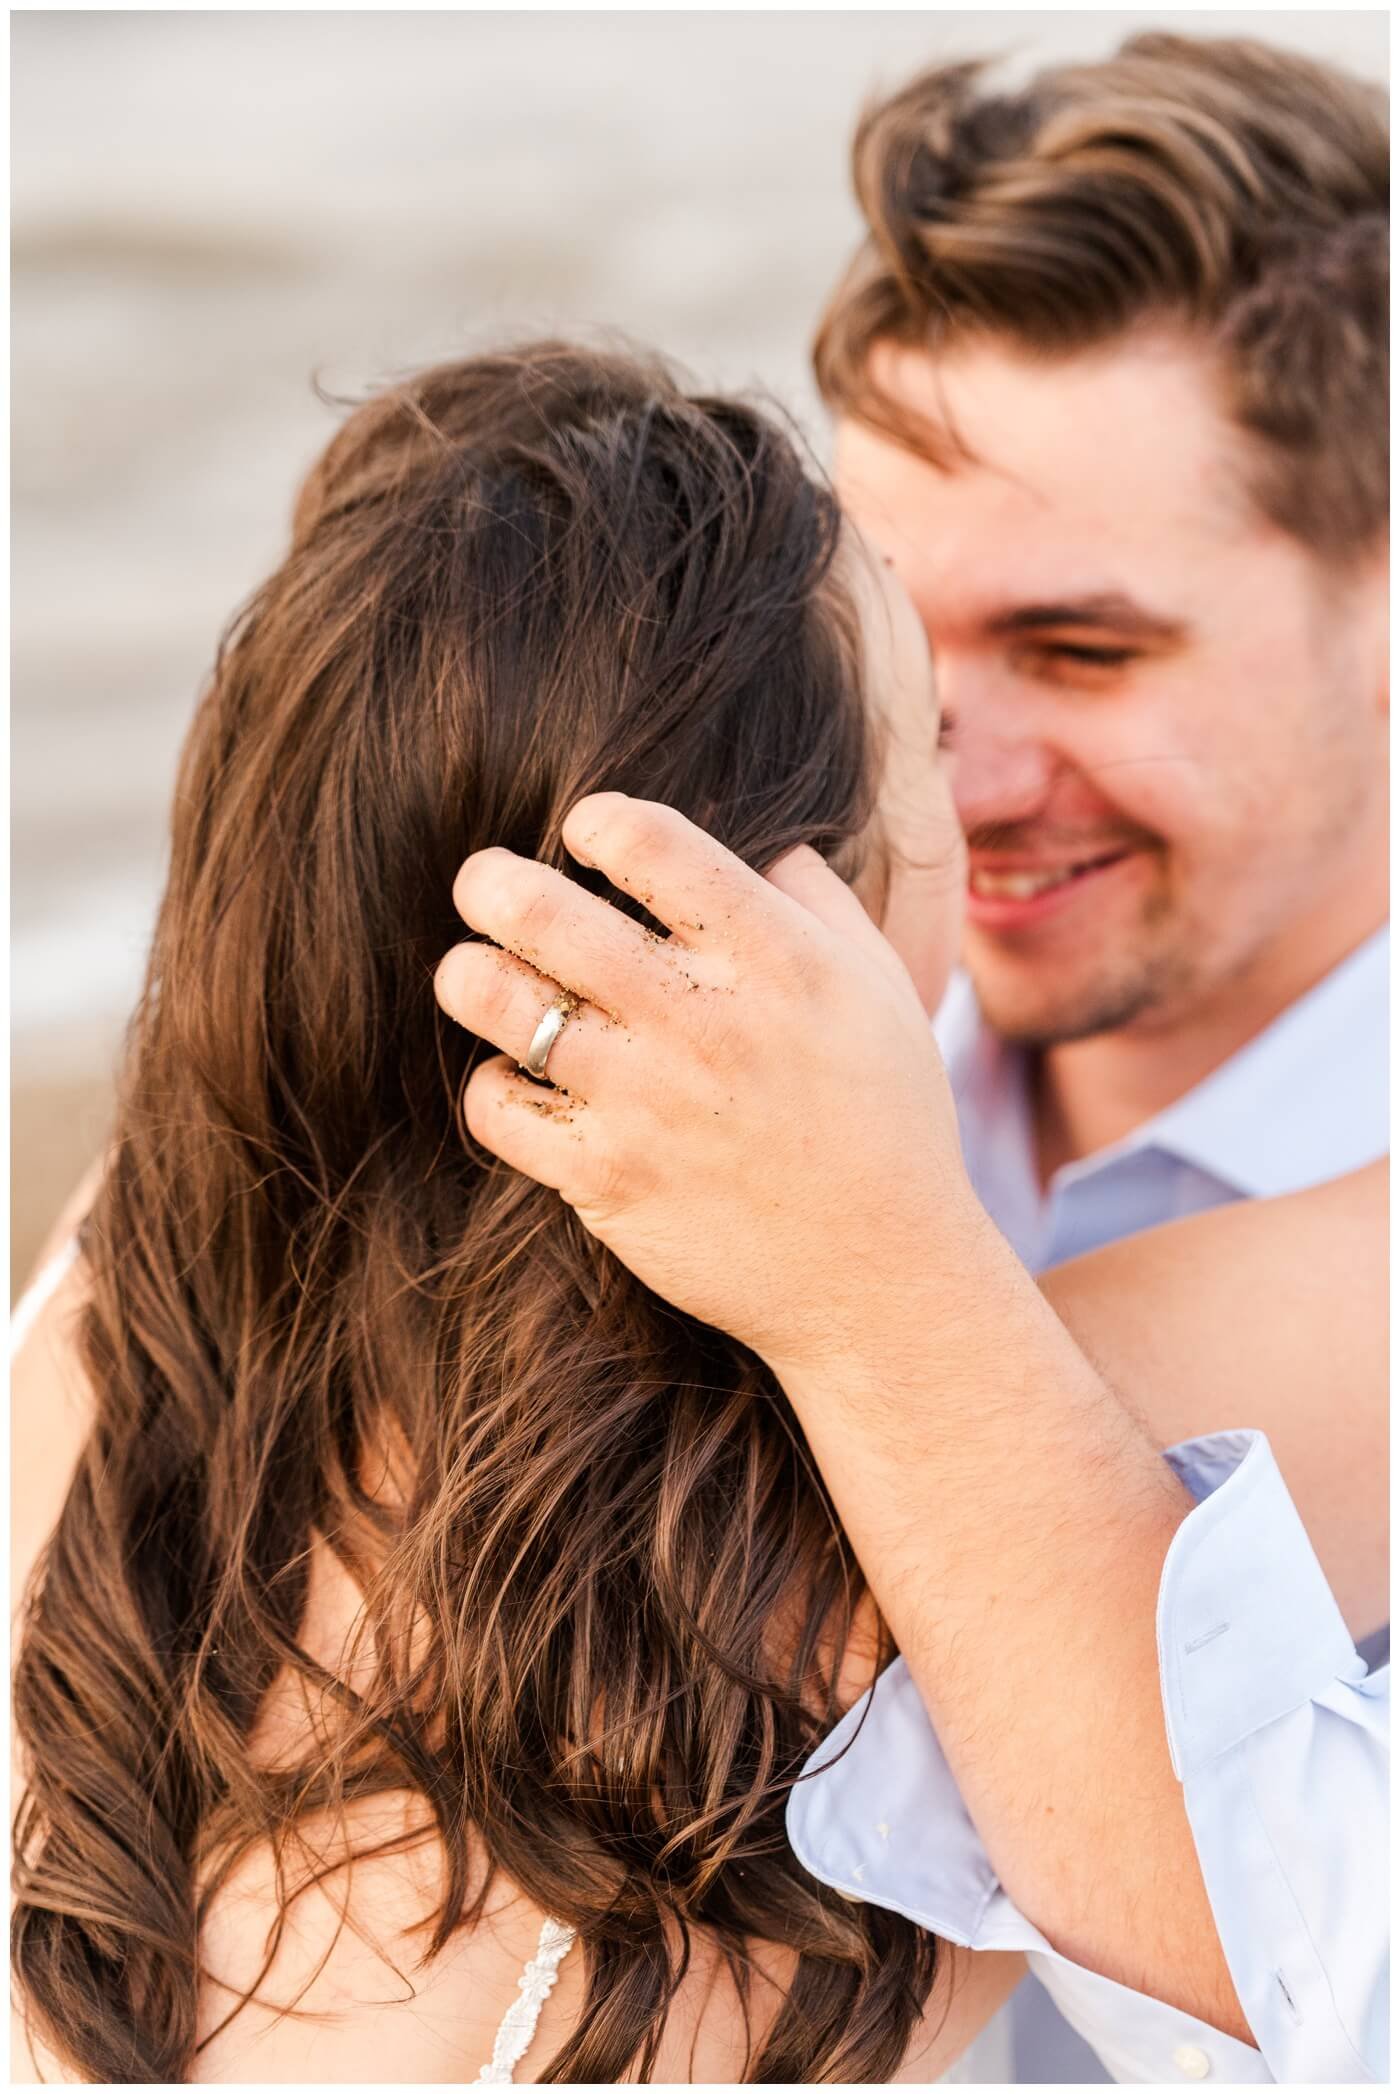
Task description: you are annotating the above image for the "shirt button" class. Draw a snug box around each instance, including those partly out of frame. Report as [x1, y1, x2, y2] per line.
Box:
[834, 1887, 864, 1904]
[1172, 2044, 1212, 2079]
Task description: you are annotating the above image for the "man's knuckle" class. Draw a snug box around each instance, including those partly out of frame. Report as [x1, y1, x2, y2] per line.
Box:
[569, 1140, 630, 1221]
[686, 988, 741, 1072]
[775, 929, 828, 1004]
[477, 957, 518, 1034]
[757, 948, 802, 1014]
[510, 881, 561, 954]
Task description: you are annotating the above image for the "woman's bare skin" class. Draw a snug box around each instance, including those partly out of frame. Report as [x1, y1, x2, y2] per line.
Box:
[11, 1156, 1385, 2081]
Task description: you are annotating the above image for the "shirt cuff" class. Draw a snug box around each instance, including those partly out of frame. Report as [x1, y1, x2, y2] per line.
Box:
[1157, 1429, 1367, 1778]
[1159, 1431, 1386, 2080]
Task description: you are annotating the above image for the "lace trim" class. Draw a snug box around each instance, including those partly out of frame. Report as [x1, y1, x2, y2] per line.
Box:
[476, 1915, 578, 2083]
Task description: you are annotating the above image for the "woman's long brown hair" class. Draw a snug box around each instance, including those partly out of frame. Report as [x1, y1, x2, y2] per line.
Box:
[12, 343, 937, 2082]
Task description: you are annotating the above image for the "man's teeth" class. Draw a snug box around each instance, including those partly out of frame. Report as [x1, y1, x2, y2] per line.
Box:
[970, 862, 1099, 900]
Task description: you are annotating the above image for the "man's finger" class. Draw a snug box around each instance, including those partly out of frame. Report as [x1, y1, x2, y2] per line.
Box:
[452, 846, 687, 1015]
[435, 942, 627, 1099]
[561, 792, 809, 950]
[461, 1055, 585, 1194]
[764, 843, 920, 997]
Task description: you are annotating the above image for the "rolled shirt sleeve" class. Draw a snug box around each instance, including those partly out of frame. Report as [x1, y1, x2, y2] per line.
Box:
[786, 1430, 1388, 2083]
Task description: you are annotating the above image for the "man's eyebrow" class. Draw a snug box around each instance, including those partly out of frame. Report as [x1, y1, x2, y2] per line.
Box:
[988, 594, 1188, 642]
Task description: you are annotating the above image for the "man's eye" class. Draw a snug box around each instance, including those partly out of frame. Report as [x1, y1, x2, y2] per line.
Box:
[1044, 643, 1137, 668]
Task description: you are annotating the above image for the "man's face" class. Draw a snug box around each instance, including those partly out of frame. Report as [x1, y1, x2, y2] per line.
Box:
[835, 330, 1389, 1046]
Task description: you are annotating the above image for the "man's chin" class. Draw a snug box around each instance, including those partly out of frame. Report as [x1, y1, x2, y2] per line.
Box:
[967, 966, 1169, 1049]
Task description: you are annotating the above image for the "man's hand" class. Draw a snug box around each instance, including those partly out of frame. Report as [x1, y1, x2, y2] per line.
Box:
[435, 790, 977, 1375]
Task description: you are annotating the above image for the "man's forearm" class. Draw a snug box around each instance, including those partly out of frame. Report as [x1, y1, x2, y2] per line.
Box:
[774, 1201, 1251, 2041]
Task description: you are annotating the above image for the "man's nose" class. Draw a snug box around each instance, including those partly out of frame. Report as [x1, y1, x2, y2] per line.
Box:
[946, 706, 1058, 836]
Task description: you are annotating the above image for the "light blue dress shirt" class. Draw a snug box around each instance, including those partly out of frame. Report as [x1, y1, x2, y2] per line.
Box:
[787, 928, 1389, 2083]
[937, 925, 1389, 1273]
[787, 1430, 1387, 2083]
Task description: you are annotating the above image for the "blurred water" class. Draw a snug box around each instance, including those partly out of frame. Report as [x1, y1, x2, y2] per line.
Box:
[10, 10, 1388, 1266]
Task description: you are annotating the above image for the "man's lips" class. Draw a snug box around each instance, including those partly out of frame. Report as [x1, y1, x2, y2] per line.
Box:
[965, 848, 1138, 928]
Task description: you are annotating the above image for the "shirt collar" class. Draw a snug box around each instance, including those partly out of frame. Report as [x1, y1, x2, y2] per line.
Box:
[936, 926, 1389, 1204]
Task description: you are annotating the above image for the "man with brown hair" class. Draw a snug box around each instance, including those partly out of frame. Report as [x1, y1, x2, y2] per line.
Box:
[816, 31, 1385, 1236]
[799, 30, 1388, 2081]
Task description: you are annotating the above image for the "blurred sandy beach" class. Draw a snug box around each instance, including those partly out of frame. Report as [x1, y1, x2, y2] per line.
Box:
[11, 8, 1387, 1294]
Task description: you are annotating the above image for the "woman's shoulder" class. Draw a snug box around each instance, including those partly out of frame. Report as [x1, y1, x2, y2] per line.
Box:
[10, 1165, 106, 1609]
[195, 1814, 1017, 2084]
[194, 1792, 566, 2084]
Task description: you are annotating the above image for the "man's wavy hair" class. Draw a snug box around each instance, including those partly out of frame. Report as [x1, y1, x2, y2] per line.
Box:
[815, 31, 1388, 563]
[12, 344, 939, 2082]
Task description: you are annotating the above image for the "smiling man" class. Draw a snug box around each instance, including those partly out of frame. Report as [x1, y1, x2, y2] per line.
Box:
[818, 38, 1388, 1268]
[805, 29, 1389, 2079]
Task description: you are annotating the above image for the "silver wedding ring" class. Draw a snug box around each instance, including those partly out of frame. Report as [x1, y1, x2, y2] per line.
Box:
[522, 991, 578, 1081]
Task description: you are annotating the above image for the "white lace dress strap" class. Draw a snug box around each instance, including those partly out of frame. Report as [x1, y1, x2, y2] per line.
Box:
[10, 1235, 81, 1360]
[476, 1915, 578, 2083]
